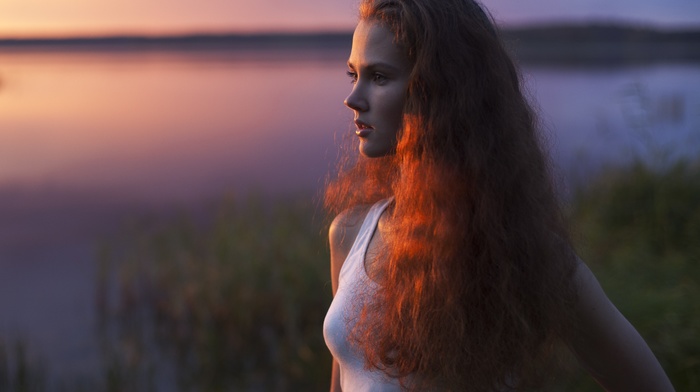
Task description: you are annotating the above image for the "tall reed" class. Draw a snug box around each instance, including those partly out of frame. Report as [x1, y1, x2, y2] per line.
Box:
[97, 195, 331, 391]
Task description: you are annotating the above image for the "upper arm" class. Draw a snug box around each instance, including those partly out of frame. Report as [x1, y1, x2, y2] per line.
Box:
[566, 261, 675, 392]
[329, 207, 367, 296]
[328, 208, 367, 392]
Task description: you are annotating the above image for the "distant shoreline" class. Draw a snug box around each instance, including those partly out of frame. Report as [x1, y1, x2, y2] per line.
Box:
[502, 23, 700, 65]
[0, 32, 352, 51]
[1, 24, 699, 64]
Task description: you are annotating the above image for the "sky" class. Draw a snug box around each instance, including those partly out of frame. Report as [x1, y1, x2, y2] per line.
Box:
[1, 0, 699, 38]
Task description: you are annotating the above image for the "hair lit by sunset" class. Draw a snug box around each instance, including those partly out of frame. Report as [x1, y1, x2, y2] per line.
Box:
[326, 0, 578, 390]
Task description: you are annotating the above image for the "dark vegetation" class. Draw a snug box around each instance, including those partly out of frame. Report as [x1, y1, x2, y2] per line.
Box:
[0, 33, 352, 52]
[502, 24, 700, 65]
[566, 160, 700, 391]
[1, 24, 699, 64]
[93, 196, 332, 391]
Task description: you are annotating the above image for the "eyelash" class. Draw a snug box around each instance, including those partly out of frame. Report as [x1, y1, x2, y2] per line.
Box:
[373, 73, 387, 83]
[346, 71, 387, 84]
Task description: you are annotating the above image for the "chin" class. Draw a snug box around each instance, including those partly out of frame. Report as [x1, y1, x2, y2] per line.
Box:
[359, 145, 390, 158]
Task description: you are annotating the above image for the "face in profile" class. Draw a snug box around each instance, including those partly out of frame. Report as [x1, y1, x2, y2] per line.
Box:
[345, 20, 412, 158]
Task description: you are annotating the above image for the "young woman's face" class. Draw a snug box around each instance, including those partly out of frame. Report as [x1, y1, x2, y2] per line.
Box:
[345, 20, 412, 158]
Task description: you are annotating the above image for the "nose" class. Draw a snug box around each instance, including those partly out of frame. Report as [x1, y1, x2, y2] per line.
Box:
[344, 84, 368, 112]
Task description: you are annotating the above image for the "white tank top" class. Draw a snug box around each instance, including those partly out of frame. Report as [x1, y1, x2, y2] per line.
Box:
[323, 198, 405, 391]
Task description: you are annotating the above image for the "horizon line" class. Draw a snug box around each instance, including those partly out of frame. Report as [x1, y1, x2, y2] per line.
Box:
[2, 20, 700, 42]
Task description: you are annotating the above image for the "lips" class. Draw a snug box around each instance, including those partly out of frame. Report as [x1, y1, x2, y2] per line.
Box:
[355, 120, 373, 137]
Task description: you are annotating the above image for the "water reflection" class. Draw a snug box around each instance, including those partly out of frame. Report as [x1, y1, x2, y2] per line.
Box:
[619, 83, 685, 127]
[0, 49, 351, 203]
[1, 51, 698, 204]
[523, 65, 700, 186]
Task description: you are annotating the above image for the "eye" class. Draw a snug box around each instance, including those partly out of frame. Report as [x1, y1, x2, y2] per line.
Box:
[346, 70, 358, 84]
[372, 73, 389, 84]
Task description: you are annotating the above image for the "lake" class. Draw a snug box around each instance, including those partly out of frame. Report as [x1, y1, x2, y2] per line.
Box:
[0, 46, 698, 380]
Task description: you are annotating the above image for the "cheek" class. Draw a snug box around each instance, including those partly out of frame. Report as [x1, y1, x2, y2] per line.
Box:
[380, 89, 406, 129]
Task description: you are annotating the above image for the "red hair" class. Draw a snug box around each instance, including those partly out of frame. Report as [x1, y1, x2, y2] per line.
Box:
[325, 1, 578, 390]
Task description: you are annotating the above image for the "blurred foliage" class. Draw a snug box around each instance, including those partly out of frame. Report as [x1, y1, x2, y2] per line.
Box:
[96, 194, 332, 391]
[97, 160, 698, 391]
[0, 338, 47, 392]
[565, 159, 700, 391]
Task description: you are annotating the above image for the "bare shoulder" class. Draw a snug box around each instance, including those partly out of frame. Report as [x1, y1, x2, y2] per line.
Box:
[328, 205, 371, 295]
[329, 205, 369, 253]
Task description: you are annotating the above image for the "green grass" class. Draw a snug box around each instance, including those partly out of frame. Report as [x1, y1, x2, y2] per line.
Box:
[568, 160, 700, 391]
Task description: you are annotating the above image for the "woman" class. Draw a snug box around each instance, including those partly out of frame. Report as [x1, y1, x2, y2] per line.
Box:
[323, 0, 675, 391]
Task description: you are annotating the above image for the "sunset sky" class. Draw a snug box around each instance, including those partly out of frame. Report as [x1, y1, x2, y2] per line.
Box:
[1, 0, 699, 38]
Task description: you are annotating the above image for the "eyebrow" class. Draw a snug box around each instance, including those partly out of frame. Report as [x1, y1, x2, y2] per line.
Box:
[347, 61, 402, 73]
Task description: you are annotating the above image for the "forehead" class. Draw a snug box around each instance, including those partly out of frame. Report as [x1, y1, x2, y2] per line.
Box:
[348, 20, 409, 70]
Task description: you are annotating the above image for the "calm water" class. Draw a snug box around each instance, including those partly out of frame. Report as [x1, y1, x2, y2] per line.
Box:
[0, 48, 699, 378]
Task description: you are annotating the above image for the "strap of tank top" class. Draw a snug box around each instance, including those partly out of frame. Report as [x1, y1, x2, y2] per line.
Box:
[338, 198, 392, 280]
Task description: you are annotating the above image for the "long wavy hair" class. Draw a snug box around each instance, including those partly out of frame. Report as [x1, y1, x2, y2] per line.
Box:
[324, 0, 578, 390]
